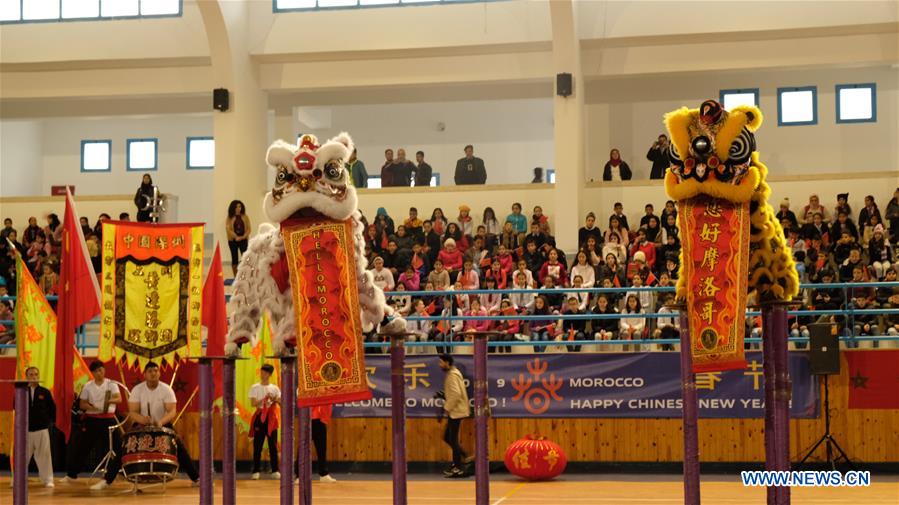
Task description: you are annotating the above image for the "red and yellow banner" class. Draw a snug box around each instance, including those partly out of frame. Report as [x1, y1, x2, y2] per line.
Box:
[281, 218, 371, 407]
[99, 221, 204, 369]
[681, 196, 750, 373]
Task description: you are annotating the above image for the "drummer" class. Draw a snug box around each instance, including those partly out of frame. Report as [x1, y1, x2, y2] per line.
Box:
[91, 361, 199, 490]
[62, 360, 121, 484]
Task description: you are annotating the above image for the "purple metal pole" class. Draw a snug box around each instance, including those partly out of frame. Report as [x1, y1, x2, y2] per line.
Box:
[199, 360, 214, 505]
[222, 359, 237, 505]
[677, 311, 700, 505]
[762, 306, 777, 505]
[13, 382, 29, 505]
[768, 304, 792, 505]
[298, 406, 311, 505]
[280, 357, 296, 505]
[390, 335, 408, 505]
[473, 334, 489, 505]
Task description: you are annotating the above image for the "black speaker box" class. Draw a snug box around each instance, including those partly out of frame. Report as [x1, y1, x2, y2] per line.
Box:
[556, 73, 573, 97]
[213, 88, 230, 112]
[809, 323, 840, 375]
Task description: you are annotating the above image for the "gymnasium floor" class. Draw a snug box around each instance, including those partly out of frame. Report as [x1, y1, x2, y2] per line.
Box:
[2, 473, 897, 504]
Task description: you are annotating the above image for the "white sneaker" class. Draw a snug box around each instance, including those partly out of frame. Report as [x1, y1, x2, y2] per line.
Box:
[90, 480, 109, 491]
[251, 472, 261, 480]
[319, 474, 337, 483]
[44, 481, 55, 488]
[271, 472, 281, 480]
[60, 476, 77, 484]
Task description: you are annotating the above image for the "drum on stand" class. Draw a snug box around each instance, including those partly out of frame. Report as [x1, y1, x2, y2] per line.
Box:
[121, 426, 180, 485]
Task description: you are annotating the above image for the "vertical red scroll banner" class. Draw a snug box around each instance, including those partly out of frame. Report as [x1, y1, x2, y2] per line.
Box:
[681, 195, 751, 373]
[281, 218, 372, 407]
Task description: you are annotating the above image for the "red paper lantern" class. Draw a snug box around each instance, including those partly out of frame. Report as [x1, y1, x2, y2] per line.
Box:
[504, 435, 567, 481]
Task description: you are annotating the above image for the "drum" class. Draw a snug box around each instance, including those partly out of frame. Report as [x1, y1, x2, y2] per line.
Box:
[121, 426, 179, 483]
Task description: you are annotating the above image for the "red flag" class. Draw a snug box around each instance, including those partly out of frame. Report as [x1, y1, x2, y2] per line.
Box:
[55, 189, 101, 439]
[202, 244, 227, 398]
[846, 350, 899, 409]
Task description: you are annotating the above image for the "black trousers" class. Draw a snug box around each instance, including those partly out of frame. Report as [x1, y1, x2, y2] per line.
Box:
[103, 424, 199, 484]
[252, 415, 279, 473]
[295, 419, 329, 477]
[443, 418, 466, 466]
[66, 417, 119, 478]
[228, 239, 248, 267]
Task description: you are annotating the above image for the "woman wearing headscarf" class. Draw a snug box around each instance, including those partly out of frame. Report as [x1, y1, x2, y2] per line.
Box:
[602, 149, 633, 181]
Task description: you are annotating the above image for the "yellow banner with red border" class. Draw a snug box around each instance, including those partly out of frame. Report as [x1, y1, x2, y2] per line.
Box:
[681, 196, 750, 373]
[281, 218, 371, 407]
[99, 221, 204, 369]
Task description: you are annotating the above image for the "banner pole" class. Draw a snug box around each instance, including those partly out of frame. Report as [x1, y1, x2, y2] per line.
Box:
[764, 302, 792, 505]
[198, 359, 214, 505]
[298, 406, 311, 505]
[676, 309, 700, 505]
[222, 358, 237, 505]
[280, 356, 296, 505]
[762, 304, 777, 505]
[390, 335, 408, 505]
[12, 381, 29, 505]
[473, 333, 490, 505]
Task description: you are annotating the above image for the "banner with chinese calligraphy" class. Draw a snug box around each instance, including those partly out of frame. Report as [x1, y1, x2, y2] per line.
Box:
[680, 196, 751, 373]
[332, 353, 819, 419]
[98, 221, 204, 369]
[281, 218, 370, 407]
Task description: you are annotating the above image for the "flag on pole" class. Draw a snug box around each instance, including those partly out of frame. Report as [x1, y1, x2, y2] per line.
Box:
[202, 243, 227, 399]
[54, 189, 101, 439]
[15, 253, 58, 384]
[232, 315, 279, 434]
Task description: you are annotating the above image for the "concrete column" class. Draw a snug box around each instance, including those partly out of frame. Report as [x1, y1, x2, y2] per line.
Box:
[198, 1, 270, 249]
[273, 105, 296, 144]
[549, 0, 586, 254]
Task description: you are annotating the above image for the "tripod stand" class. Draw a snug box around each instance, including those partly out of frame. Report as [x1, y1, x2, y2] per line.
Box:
[797, 375, 855, 470]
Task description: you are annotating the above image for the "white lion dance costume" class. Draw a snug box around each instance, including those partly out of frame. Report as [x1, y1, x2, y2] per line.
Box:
[225, 132, 404, 358]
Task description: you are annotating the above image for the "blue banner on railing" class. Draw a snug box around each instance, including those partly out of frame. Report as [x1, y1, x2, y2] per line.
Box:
[332, 352, 819, 419]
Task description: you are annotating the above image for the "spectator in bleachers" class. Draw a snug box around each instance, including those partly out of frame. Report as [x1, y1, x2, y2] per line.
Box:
[605, 215, 629, 248]
[661, 200, 677, 223]
[525, 222, 548, 252]
[611, 202, 631, 231]
[600, 233, 626, 266]
[627, 274, 654, 313]
[494, 299, 520, 353]
[375, 208, 395, 237]
[92, 214, 110, 241]
[578, 212, 602, 249]
[365, 224, 385, 258]
[629, 230, 656, 270]
[457, 205, 474, 238]
[654, 293, 679, 351]
[831, 210, 859, 242]
[868, 225, 893, 279]
[645, 216, 662, 246]
[38, 262, 58, 296]
[562, 296, 587, 352]
[398, 264, 421, 291]
[119, 212, 130, 221]
[407, 299, 433, 345]
[646, 134, 670, 180]
[505, 203, 527, 235]
[861, 214, 883, 246]
[619, 294, 647, 351]
[840, 246, 869, 282]
[538, 249, 567, 287]
[22, 217, 43, 248]
[835, 193, 852, 220]
[513, 259, 535, 289]
[44, 214, 62, 254]
[484, 258, 509, 290]
[639, 204, 658, 229]
[527, 296, 556, 353]
[404, 208, 423, 239]
[597, 252, 625, 287]
[444, 223, 467, 251]
[776, 199, 799, 230]
[5, 231, 25, 257]
[380, 149, 397, 187]
[832, 232, 858, 267]
[479, 277, 502, 314]
[462, 298, 489, 333]
[346, 148, 368, 188]
[79, 217, 91, 237]
[482, 207, 500, 239]
[589, 294, 618, 340]
[458, 260, 480, 291]
[852, 294, 879, 344]
[428, 259, 451, 290]
[422, 220, 442, 263]
[802, 212, 830, 245]
[602, 149, 632, 181]
[393, 284, 412, 317]
[393, 225, 416, 252]
[1, 218, 15, 240]
[438, 238, 463, 282]
[886, 188, 899, 243]
[570, 251, 595, 289]
[371, 256, 394, 292]
[539, 275, 564, 311]
[583, 236, 603, 266]
[801, 194, 828, 224]
[498, 221, 519, 252]
[495, 244, 514, 274]
[532, 206, 549, 231]
[454, 145, 487, 185]
[413, 151, 432, 187]
[430, 208, 448, 236]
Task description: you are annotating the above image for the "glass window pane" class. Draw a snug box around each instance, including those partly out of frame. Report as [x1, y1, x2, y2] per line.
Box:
[23, 0, 61, 20]
[429, 175, 438, 187]
[83, 142, 110, 171]
[368, 177, 383, 189]
[0, 0, 22, 21]
[361, 0, 400, 5]
[319, 0, 358, 6]
[188, 139, 215, 168]
[780, 90, 814, 123]
[140, 0, 179, 15]
[276, 0, 316, 8]
[401, 0, 441, 3]
[722, 92, 756, 110]
[101, 0, 138, 16]
[128, 140, 156, 170]
[839, 87, 873, 121]
[62, 0, 100, 18]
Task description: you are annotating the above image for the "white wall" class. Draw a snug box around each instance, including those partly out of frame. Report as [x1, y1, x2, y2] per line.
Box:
[36, 114, 215, 224]
[296, 98, 554, 185]
[585, 65, 898, 180]
[0, 120, 43, 196]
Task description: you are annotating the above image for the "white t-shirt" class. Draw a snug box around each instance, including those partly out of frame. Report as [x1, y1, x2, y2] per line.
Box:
[129, 381, 177, 425]
[249, 383, 281, 408]
[80, 379, 120, 414]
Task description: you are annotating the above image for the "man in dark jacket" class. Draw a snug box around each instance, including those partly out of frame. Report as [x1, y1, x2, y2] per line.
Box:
[454, 145, 487, 185]
[646, 134, 670, 180]
[414, 151, 433, 187]
[25, 366, 56, 487]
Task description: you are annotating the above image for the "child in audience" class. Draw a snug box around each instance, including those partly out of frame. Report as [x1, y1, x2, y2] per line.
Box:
[371, 256, 395, 292]
[538, 249, 567, 287]
[570, 250, 595, 288]
[427, 259, 451, 290]
[510, 271, 535, 311]
[619, 294, 646, 352]
[561, 296, 586, 352]
[528, 296, 557, 353]
[398, 264, 421, 291]
[591, 294, 619, 342]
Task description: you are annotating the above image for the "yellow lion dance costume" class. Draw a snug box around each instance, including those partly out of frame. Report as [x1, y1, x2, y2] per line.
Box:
[663, 100, 799, 303]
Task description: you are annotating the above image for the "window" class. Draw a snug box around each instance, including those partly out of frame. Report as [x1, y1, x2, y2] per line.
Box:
[187, 137, 215, 169]
[777, 86, 817, 126]
[127, 139, 158, 171]
[547, 169, 555, 184]
[719, 88, 759, 110]
[367, 177, 383, 189]
[81, 140, 111, 172]
[1, 0, 180, 23]
[836, 83, 876, 124]
[276, 0, 478, 10]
